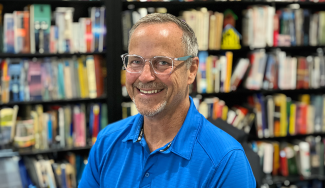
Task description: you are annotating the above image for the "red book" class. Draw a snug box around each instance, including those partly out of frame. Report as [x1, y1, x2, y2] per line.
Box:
[23, 11, 30, 53]
[273, 12, 280, 47]
[280, 150, 289, 176]
[85, 18, 92, 52]
[94, 55, 104, 97]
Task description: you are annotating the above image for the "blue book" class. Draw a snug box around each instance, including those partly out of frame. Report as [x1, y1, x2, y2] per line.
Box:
[57, 62, 65, 99]
[8, 60, 22, 102]
[198, 51, 208, 93]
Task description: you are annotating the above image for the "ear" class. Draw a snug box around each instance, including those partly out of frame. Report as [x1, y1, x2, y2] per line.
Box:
[187, 56, 199, 85]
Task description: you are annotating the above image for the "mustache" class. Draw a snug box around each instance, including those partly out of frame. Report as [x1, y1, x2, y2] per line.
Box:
[133, 82, 166, 89]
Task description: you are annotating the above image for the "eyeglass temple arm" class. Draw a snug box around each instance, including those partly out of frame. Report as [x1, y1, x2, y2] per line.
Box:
[175, 55, 194, 61]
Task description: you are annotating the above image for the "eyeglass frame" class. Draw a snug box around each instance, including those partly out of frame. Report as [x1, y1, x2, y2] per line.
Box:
[121, 53, 194, 75]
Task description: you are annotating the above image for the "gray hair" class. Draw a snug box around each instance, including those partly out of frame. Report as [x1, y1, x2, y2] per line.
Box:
[128, 13, 198, 68]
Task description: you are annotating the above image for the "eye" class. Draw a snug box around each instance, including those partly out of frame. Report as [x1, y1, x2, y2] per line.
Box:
[158, 61, 169, 66]
[130, 60, 141, 64]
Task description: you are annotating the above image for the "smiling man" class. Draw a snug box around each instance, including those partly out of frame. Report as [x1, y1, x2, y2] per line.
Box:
[79, 13, 256, 188]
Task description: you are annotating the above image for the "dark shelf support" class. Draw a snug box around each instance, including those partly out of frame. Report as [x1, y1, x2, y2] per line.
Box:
[105, 0, 123, 123]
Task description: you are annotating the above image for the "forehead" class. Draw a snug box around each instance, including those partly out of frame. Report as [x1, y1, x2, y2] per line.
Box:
[129, 22, 184, 57]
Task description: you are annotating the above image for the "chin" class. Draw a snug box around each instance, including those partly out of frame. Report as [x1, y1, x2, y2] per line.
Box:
[133, 98, 167, 117]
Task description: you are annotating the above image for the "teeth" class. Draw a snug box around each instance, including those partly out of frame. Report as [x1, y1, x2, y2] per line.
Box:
[140, 89, 161, 94]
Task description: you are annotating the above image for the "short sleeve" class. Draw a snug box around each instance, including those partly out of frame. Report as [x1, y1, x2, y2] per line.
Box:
[78, 138, 103, 188]
[208, 149, 256, 188]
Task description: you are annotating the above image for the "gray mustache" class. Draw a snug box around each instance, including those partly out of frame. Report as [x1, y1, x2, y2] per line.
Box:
[134, 82, 166, 89]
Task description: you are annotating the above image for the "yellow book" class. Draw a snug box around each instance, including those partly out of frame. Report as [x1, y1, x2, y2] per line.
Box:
[224, 52, 233, 93]
[222, 105, 228, 121]
[86, 56, 97, 98]
[307, 105, 314, 134]
[272, 142, 280, 176]
[206, 56, 213, 93]
[78, 57, 87, 98]
[299, 94, 310, 105]
[215, 12, 224, 50]
[279, 94, 288, 137]
[209, 13, 216, 50]
[289, 103, 296, 135]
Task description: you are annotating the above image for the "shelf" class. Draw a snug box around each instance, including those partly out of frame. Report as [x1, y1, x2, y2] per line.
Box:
[249, 132, 325, 141]
[264, 175, 325, 185]
[0, 52, 106, 58]
[192, 88, 325, 98]
[0, 0, 103, 3]
[0, 149, 19, 158]
[123, 1, 325, 9]
[17, 145, 93, 156]
[207, 46, 325, 53]
[0, 96, 107, 107]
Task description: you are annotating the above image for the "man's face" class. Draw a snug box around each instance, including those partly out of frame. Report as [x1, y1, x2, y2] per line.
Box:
[126, 23, 190, 117]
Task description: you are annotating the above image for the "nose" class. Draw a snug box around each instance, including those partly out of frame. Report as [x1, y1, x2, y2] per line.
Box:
[138, 61, 156, 83]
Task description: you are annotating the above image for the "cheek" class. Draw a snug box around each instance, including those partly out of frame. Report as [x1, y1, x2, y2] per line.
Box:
[125, 73, 138, 86]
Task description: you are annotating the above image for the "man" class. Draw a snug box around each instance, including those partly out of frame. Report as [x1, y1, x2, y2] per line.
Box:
[79, 13, 256, 187]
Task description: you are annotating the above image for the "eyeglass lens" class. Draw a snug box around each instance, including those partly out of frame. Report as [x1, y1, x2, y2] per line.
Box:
[124, 55, 173, 74]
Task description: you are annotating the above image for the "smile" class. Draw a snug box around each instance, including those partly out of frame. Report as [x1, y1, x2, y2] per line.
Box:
[138, 89, 163, 94]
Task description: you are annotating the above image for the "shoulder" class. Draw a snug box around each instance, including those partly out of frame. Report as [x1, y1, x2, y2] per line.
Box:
[92, 115, 138, 154]
[195, 115, 244, 167]
[97, 115, 136, 138]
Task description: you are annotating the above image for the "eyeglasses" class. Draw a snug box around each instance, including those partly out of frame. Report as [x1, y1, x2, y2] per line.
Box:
[121, 53, 194, 75]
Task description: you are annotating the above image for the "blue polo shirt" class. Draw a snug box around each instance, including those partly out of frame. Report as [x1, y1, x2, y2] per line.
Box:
[79, 97, 256, 188]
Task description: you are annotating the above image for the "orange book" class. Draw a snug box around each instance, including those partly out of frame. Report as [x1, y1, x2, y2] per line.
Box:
[85, 18, 92, 52]
[23, 11, 30, 53]
[224, 52, 233, 92]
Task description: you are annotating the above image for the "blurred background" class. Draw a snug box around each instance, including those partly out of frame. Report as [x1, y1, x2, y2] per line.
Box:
[1, 0, 325, 188]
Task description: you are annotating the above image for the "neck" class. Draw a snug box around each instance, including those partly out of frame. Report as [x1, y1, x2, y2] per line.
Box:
[143, 96, 190, 153]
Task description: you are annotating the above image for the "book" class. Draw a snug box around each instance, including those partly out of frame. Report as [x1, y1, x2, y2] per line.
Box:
[30, 4, 51, 54]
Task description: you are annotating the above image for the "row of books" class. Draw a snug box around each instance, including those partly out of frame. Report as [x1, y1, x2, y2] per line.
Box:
[0, 103, 108, 148]
[195, 48, 325, 94]
[3, 4, 106, 54]
[253, 93, 325, 139]
[122, 7, 167, 51]
[1, 153, 87, 188]
[123, 7, 231, 51]
[194, 96, 255, 134]
[243, 6, 325, 48]
[195, 93, 325, 139]
[253, 136, 325, 178]
[0, 55, 106, 104]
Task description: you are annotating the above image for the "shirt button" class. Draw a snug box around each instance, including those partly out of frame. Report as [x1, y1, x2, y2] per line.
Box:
[145, 172, 150, 178]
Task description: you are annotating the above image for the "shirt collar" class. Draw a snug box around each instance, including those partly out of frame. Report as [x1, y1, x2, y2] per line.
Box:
[122, 96, 202, 160]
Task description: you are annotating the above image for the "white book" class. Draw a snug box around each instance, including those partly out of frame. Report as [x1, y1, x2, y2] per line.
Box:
[131, 102, 138, 116]
[263, 143, 274, 174]
[252, 6, 266, 48]
[310, 13, 319, 46]
[219, 56, 227, 92]
[313, 57, 320, 89]
[242, 8, 253, 47]
[58, 108, 65, 147]
[299, 141, 311, 177]
[72, 23, 80, 53]
[277, 51, 287, 89]
[266, 96, 274, 137]
[199, 101, 208, 118]
[266, 6, 275, 47]
[290, 57, 297, 89]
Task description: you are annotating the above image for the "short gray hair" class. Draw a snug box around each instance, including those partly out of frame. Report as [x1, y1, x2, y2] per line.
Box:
[128, 13, 198, 68]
